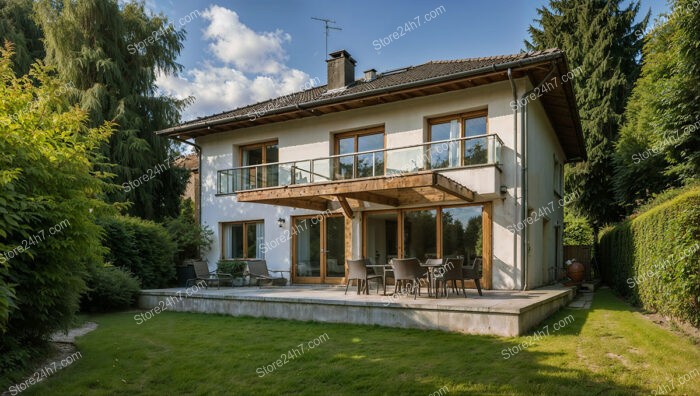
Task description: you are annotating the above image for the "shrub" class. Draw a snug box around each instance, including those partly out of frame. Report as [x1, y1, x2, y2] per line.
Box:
[217, 260, 247, 277]
[164, 199, 213, 265]
[563, 210, 594, 246]
[0, 45, 113, 377]
[99, 216, 176, 289]
[599, 186, 700, 326]
[82, 266, 140, 312]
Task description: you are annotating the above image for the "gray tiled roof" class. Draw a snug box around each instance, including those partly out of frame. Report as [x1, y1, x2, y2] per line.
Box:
[179, 49, 561, 127]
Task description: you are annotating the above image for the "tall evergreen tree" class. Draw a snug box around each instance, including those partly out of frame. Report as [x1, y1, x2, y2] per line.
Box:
[0, 0, 44, 75]
[526, 0, 648, 227]
[613, 0, 700, 212]
[35, 0, 190, 220]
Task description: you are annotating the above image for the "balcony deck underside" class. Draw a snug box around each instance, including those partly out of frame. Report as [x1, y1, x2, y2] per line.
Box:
[235, 172, 476, 216]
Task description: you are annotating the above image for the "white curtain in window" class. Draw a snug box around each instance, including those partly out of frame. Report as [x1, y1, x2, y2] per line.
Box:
[223, 224, 232, 259]
[255, 223, 265, 259]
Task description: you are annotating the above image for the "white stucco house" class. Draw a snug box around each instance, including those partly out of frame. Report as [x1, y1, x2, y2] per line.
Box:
[157, 48, 586, 291]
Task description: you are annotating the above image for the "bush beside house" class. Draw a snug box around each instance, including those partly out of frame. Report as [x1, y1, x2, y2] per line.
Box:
[599, 186, 700, 326]
[99, 216, 176, 289]
[81, 266, 141, 312]
[0, 46, 114, 381]
[164, 198, 213, 266]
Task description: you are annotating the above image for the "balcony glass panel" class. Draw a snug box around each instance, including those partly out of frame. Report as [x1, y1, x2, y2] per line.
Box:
[334, 153, 355, 180]
[386, 146, 425, 176]
[463, 136, 489, 166]
[278, 163, 293, 186]
[428, 140, 460, 169]
[293, 161, 312, 184]
[311, 158, 331, 183]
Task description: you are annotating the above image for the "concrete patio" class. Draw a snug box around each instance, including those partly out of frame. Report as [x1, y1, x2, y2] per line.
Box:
[138, 284, 576, 337]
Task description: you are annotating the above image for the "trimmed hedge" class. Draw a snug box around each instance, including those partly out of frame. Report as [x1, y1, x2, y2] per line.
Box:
[82, 266, 140, 312]
[99, 216, 176, 289]
[599, 187, 700, 326]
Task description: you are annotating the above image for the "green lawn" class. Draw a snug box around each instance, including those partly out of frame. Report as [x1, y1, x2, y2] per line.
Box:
[12, 289, 700, 395]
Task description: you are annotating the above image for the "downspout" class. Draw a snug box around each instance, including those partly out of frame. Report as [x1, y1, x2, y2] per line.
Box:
[169, 136, 203, 228]
[507, 69, 519, 291]
[519, 61, 557, 291]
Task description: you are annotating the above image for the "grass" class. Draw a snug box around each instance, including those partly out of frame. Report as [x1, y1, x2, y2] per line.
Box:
[11, 288, 700, 395]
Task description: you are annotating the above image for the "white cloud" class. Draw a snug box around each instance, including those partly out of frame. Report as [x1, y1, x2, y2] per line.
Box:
[157, 65, 311, 121]
[156, 5, 317, 122]
[202, 5, 291, 74]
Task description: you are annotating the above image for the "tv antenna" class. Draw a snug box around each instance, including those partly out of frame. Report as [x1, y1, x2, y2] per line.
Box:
[311, 17, 342, 59]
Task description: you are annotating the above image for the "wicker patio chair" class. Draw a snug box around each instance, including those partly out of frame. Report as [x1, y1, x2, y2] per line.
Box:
[345, 259, 383, 295]
[434, 257, 466, 298]
[462, 257, 484, 296]
[390, 258, 425, 299]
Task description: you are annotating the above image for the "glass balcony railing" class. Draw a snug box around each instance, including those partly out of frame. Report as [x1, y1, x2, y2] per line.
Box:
[218, 134, 503, 194]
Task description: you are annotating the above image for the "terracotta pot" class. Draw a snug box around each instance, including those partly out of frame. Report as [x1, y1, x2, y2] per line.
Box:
[566, 260, 585, 283]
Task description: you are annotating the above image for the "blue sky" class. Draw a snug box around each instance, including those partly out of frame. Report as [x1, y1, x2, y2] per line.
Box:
[149, 0, 671, 121]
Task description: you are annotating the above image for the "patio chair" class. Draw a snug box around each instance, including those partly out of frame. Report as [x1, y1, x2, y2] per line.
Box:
[186, 260, 232, 289]
[390, 258, 425, 299]
[345, 259, 383, 295]
[247, 260, 289, 286]
[434, 258, 466, 298]
[462, 257, 483, 296]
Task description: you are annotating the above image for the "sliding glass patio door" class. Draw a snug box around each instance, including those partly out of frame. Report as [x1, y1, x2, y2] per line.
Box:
[362, 204, 490, 288]
[293, 215, 345, 284]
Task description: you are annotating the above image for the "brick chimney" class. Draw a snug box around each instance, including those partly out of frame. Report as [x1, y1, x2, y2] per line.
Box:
[326, 50, 356, 90]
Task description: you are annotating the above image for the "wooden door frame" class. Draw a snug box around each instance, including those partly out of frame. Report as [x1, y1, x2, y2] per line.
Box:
[291, 214, 346, 284]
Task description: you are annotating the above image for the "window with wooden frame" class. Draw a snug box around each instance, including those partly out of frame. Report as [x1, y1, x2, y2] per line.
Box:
[221, 221, 265, 259]
[333, 126, 385, 179]
[239, 141, 279, 189]
[427, 110, 488, 168]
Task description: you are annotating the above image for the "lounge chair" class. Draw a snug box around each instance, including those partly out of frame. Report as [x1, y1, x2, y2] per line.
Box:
[186, 260, 232, 289]
[247, 260, 289, 286]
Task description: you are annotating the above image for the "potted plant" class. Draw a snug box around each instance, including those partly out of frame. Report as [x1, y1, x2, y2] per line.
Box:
[565, 258, 585, 283]
[217, 260, 247, 286]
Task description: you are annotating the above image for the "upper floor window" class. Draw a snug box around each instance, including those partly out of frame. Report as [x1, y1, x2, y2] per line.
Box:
[428, 110, 488, 167]
[333, 127, 385, 179]
[240, 141, 278, 188]
[240, 141, 278, 166]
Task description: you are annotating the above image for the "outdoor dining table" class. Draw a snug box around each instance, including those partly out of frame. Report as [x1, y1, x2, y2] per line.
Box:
[366, 264, 392, 295]
[419, 261, 445, 297]
[366, 260, 445, 297]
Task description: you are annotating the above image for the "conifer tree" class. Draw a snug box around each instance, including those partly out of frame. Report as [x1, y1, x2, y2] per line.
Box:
[0, 0, 44, 75]
[526, 0, 648, 227]
[35, 0, 190, 220]
[613, 0, 699, 212]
